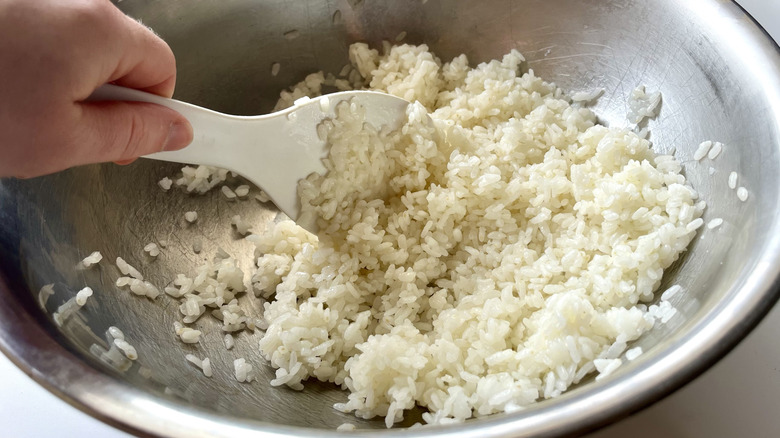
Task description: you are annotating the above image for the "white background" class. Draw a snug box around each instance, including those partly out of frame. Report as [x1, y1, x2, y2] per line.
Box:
[2, 1, 779, 436]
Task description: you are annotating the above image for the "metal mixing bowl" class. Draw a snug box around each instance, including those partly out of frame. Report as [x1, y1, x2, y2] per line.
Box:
[2, 0, 780, 436]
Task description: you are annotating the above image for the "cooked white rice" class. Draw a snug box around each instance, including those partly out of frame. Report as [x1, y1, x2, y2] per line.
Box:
[627, 85, 661, 124]
[158, 177, 173, 191]
[186, 353, 203, 368]
[165, 253, 247, 332]
[231, 215, 252, 235]
[571, 88, 604, 103]
[737, 187, 749, 202]
[81, 251, 103, 268]
[693, 141, 712, 161]
[284, 30, 300, 40]
[625, 347, 643, 361]
[176, 166, 230, 193]
[144, 243, 160, 257]
[660, 284, 682, 301]
[75, 287, 93, 306]
[186, 354, 212, 376]
[728, 171, 738, 189]
[116, 257, 143, 280]
[221, 186, 237, 200]
[235, 185, 251, 197]
[337, 423, 357, 432]
[234, 358, 254, 383]
[255, 191, 271, 203]
[708, 142, 723, 160]
[594, 358, 623, 380]
[108, 326, 125, 340]
[202, 358, 213, 377]
[707, 218, 723, 229]
[114, 338, 138, 360]
[178, 327, 202, 344]
[127, 278, 160, 299]
[246, 43, 703, 427]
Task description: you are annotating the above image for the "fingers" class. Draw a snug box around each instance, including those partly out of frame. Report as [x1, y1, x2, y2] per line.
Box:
[103, 3, 178, 97]
[72, 100, 193, 165]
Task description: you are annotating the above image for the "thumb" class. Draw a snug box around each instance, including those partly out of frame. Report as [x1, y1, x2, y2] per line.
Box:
[75, 100, 193, 165]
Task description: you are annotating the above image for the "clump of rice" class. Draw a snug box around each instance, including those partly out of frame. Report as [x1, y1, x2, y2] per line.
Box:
[708, 141, 723, 159]
[625, 347, 643, 361]
[694, 141, 712, 161]
[249, 43, 703, 427]
[234, 358, 254, 383]
[235, 185, 251, 198]
[571, 88, 604, 103]
[255, 191, 271, 203]
[175, 324, 202, 344]
[627, 85, 661, 124]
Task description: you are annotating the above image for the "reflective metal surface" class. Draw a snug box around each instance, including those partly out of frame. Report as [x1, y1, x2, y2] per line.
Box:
[2, 0, 780, 436]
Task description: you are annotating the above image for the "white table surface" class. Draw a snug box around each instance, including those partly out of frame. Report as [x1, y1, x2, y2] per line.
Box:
[2, 1, 779, 437]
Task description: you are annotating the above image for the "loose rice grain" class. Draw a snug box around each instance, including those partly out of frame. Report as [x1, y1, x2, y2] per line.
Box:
[728, 171, 738, 189]
[737, 187, 749, 202]
[693, 141, 712, 161]
[75, 287, 93, 306]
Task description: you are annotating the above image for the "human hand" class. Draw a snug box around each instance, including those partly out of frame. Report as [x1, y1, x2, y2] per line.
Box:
[0, 0, 193, 178]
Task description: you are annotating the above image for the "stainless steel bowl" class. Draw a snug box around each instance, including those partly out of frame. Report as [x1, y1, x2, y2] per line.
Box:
[2, 0, 780, 436]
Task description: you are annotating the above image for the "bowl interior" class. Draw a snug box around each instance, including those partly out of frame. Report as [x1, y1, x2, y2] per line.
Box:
[2, 0, 780, 435]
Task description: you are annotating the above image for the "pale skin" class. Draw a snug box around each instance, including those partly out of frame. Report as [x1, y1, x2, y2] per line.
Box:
[0, 0, 194, 179]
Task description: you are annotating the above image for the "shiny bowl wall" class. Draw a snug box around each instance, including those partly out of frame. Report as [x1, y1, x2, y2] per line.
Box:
[2, 0, 780, 437]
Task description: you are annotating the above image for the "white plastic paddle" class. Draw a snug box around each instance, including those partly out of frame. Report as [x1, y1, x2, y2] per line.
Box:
[89, 85, 411, 232]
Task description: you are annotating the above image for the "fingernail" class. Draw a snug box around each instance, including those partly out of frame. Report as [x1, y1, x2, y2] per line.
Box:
[163, 120, 193, 151]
